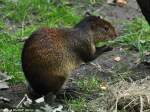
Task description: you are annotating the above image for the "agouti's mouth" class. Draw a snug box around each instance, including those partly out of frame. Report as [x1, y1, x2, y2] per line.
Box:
[114, 32, 118, 37]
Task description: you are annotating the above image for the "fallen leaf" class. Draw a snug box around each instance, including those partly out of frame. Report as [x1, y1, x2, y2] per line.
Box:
[2, 108, 9, 112]
[0, 72, 11, 90]
[53, 105, 63, 112]
[116, 0, 127, 7]
[0, 97, 11, 103]
[100, 85, 107, 90]
[0, 71, 12, 82]
[0, 82, 9, 90]
[144, 52, 150, 56]
[107, 0, 115, 4]
[35, 97, 44, 103]
[114, 56, 121, 62]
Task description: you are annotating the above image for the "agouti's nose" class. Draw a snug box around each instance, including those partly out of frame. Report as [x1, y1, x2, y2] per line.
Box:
[111, 33, 118, 39]
[115, 32, 118, 37]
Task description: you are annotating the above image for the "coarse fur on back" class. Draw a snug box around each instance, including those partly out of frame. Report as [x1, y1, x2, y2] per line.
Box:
[22, 13, 117, 97]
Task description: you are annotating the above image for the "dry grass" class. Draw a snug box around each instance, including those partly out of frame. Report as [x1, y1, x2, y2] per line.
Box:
[111, 77, 150, 112]
[87, 77, 150, 112]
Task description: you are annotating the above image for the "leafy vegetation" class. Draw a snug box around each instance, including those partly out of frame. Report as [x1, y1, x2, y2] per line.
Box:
[76, 75, 101, 93]
[67, 98, 87, 112]
[112, 18, 150, 58]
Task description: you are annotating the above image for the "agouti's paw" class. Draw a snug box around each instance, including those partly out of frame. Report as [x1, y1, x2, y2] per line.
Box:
[96, 45, 113, 53]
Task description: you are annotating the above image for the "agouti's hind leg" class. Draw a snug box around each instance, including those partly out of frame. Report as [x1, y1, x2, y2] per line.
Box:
[89, 45, 113, 61]
[26, 83, 42, 100]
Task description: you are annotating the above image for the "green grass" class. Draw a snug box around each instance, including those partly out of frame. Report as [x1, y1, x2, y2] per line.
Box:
[0, 32, 24, 84]
[76, 76, 101, 93]
[0, 0, 81, 84]
[0, 19, 5, 29]
[67, 97, 87, 112]
[0, 0, 80, 26]
[63, 76, 102, 111]
[112, 18, 150, 58]
[64, 76, 102, 111]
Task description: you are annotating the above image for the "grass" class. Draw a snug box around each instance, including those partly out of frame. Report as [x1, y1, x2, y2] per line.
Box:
[0, 32, 23, 84]
[67, 98, 87, 112]
[0, 0, 81, 84]
[64, 76, 102, 111]
[76, 75, 102, 93]
[112, 18, 150, 58]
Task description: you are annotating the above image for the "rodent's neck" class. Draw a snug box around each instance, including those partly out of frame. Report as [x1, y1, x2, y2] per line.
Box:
[67, 28, 95, 62]
[69, 28, 94, 46]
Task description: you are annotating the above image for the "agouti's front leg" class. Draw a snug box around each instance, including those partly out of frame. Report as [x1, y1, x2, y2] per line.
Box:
[86, 45, 113, 62]
[92, 45, 113, 59]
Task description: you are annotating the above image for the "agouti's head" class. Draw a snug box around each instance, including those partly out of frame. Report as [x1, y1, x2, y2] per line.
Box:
[75, 13, 117, 43]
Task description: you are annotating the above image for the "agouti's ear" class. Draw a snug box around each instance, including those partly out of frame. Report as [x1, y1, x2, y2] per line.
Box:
[85, 12, 92, 17]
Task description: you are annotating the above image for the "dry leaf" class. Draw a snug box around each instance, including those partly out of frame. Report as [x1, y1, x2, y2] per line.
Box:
[0, 97, 11, 103]
[107, 0, 115, 4]
[53, 105, 63, 112]
[100, 85, 107, 90]
[100, 81, 108, 90]
[0, 82, 9, 90]
[2, 108, 9, 112]
[116, 0, 127, 7]
[35, 97, 44, 103]
[144, 52, 150, 56]
[114, 56, 121, 62]
[0, 71, 12, 82]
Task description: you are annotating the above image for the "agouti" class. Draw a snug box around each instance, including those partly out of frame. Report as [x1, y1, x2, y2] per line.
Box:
[21, 13, 117, 97]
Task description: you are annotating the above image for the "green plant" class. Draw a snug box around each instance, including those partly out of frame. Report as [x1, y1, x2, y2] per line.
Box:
[77, 76, 101, 93]
[0, 0, 81, 84]
[110, 18, 150, 59]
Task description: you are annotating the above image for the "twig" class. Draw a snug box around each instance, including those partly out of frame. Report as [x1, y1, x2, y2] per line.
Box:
[115, 98, 118, 112]
[89, 62, 104, 72]
[140, 95, 143, 112]
[16, 94, 27, 108]
[123, 97, 136, 109]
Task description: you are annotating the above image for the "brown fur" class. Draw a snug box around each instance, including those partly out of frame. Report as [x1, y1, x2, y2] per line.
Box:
[22, 14, 117, 96]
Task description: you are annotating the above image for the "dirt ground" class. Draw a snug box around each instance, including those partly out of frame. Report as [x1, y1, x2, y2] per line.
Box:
[0, 0, 150, 111]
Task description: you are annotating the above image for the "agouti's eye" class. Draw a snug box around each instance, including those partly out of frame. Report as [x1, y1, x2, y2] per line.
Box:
[104, 27, 109, 31]
[97, 16, 101, 19]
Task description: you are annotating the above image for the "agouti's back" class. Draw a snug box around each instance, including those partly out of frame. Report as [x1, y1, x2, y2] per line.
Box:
[22, 14, 117, 96]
